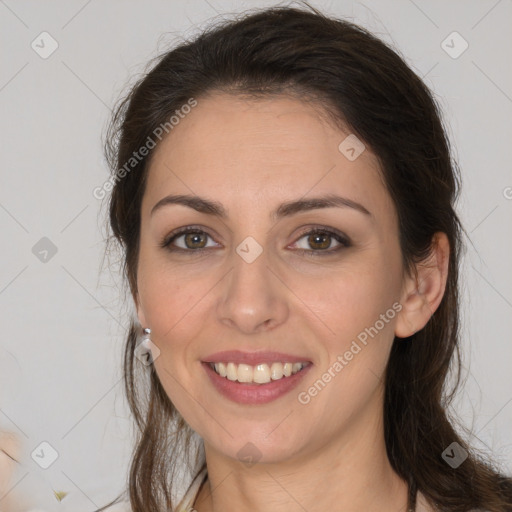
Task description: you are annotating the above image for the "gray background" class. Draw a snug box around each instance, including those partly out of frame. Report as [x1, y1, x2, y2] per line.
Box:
[0, 0, 511, 510]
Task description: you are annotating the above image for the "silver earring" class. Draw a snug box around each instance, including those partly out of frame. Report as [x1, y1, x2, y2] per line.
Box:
[141, 327, 151, 349]
[134, 327, 160, 366]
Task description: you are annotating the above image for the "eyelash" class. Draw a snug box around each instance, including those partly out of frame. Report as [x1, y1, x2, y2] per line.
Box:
[159, 225, 351, 257]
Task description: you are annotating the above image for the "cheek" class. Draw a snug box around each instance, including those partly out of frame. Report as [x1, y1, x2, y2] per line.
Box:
[139, 273, 195, 336]
[137, 251, 221, 355]
[301, 261, 397, 332]
[296, 266, 398, 418]
[293, 252, 401, 382]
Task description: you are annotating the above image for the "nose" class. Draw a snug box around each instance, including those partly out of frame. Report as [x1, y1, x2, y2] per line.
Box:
[216, 246, 289, 334]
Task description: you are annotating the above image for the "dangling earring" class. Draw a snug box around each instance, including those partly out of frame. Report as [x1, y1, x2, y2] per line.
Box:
[134, 327, 160, 366]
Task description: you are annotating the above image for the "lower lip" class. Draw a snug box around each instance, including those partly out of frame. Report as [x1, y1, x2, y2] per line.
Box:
[202, 362, 312, 405]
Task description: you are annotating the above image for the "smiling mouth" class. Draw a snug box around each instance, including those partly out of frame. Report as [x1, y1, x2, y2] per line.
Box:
[207, 361, 311, 385]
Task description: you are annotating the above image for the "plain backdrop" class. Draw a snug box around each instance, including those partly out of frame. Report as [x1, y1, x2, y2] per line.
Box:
[0, 0, 511, 510]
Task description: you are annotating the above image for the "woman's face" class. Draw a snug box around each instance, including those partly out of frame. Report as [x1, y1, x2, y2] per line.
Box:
[135, 92, 409, 465]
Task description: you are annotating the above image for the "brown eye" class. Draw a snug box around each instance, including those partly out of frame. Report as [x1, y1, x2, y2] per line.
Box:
[291, 227, 350, 256]
[161, 228, 218, 252]
[307, 232, 332, 250]
[183, 232, 208, 249]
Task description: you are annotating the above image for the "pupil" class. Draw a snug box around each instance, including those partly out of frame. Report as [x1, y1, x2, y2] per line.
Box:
[309, 233, 330, 250]
[185, 232, 206, 249]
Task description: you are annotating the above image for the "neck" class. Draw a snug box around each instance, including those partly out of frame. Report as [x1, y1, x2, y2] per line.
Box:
[192, 398, 411, 512]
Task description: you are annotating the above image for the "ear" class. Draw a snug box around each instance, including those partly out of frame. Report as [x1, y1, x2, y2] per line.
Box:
[395, 232, 450, 338]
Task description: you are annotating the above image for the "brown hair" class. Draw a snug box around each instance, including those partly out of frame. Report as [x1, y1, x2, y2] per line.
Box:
[98, 3, 512, 511]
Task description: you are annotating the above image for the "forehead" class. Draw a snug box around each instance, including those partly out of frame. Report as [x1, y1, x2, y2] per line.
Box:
[143, 92, 390, 219]
[150, 92, 360, 169]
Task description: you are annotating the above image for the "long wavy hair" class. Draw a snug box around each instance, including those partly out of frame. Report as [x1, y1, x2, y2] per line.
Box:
[98, 3, 512, 511]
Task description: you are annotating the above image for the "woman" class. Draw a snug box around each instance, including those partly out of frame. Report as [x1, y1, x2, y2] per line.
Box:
[98, 3, 512, 511]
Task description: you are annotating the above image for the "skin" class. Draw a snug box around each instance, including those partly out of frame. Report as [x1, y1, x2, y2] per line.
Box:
[135, 92, 449, 512]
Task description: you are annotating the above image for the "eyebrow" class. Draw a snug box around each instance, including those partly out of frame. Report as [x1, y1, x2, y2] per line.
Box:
[150, 193, 372, 220]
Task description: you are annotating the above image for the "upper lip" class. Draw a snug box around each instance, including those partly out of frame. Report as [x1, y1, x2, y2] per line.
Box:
[202, 350, 312, 366]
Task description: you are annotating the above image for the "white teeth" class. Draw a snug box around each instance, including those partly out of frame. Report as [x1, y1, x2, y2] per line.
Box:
[215, 362, 227, 377]
[237, 364, 253, 383]
[253, 364, 270, 383]
[226, 362, 238, 381]
[270, 362, 283, 380]
[211, 361, 308, 384]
